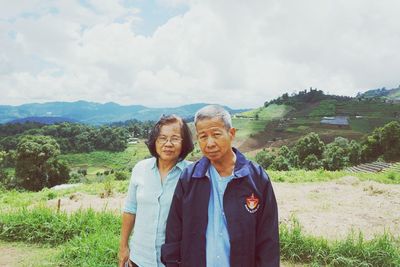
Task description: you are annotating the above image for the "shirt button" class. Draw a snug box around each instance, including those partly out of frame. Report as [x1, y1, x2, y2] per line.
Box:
[217, 256, 220, 259]
[219, 232, 223, 236]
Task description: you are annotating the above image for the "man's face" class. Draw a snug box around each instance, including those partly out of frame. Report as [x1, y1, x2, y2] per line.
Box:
[196, 117, 235, 162]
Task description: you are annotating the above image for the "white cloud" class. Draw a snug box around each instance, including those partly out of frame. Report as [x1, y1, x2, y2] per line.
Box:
[1, 0, 400, 108]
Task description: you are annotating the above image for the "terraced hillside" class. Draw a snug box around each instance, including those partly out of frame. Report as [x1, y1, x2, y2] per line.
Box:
[235, 91, 400, 153]
[347, 162, 400, 173]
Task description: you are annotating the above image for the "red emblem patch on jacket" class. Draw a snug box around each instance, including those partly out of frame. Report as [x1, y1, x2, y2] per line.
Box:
[245, 193, 259, 213]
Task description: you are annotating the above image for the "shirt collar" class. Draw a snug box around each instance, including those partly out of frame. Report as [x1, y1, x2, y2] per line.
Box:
[193, 147, 250, 179]
[151, 157, 186, 171]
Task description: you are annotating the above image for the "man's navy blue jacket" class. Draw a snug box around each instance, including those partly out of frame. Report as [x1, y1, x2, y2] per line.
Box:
[161, 148, 280, 267]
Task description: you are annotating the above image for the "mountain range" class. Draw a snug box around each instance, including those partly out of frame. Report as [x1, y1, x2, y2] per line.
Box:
[0, 101, 248, 125]
[1, 85, 398, 125]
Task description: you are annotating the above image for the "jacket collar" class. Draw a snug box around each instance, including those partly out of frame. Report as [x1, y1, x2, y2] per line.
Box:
[192, 147, 250, 179]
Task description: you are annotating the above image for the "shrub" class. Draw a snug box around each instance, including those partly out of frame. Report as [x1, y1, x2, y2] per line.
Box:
[302, 154, 322, 170]
[295, 132, 325, 163]
[15, 135, 70, 191]
[255, 149, 276, 170]
[114, 171, 128, 181]
[271, 155, 290, 171]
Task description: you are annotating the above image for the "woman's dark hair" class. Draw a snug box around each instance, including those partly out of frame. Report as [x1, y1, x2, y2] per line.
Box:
[146, 115, 194, 161]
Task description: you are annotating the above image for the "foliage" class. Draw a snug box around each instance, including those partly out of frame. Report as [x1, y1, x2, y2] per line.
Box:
[59, 143, 150, 177]
[261, 121, 400, 171]
[264, 88, 351, 109]
[0, 122, 134, 153]
[59, 229, 119, 266]
[322, 137, 350, 171]
[0, 208, 119, 245]
[361, 121, 400, 162]
[270, 155, 290, 171]
[0, 151, 10, 188]
[1, 207, 399, 266]
[380, 121, 400, 160]
[309, 99, 337, 117]
[294, 132, 325, 163]
[348, 140, 361, 165]
[15, 135, 70, 191]
[268, 146, 296, 171]
[280, 217, 400, 266]
[302, 154, 322, 170]
[114, 171, 129, 181]
[255, 149, 276, 170]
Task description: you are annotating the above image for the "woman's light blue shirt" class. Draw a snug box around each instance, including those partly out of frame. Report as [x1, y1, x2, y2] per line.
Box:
[124, 157, 190, 267]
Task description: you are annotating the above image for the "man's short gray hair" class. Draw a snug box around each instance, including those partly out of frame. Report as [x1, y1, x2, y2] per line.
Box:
[194, 105, 232, 130]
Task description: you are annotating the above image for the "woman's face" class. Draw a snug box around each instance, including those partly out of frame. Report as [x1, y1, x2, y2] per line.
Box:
[155, 121, 183, 163]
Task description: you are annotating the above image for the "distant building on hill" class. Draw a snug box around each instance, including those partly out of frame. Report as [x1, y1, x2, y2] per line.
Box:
[320, 116, 349, 128]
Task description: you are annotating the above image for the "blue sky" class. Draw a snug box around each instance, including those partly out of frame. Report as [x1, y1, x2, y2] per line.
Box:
[1, 0, 400, 108]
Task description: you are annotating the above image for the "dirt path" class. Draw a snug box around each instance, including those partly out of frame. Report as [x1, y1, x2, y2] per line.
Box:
[45, 176, 400, 240]
[275, 176, 400, 240]
[0, 242, 58, 267]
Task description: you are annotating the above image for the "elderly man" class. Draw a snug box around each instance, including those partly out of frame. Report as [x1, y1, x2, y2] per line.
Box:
[161, 105, 279, 267]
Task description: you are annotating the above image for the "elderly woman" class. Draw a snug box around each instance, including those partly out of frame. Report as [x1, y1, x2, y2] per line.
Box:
[119, 115, 194, 267]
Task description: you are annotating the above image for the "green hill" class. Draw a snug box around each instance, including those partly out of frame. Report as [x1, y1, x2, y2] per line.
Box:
[235, 89, 400, 153]
[357, 85, 400, 101]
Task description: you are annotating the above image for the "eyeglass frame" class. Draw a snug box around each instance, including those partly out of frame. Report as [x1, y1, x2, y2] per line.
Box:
[156, 135, 183, 145]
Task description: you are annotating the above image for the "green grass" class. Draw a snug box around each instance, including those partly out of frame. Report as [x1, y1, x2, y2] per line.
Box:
[285, 125, 310, 133]
[58, 229, 120, 266]
[268, 169, 348, 183]
[309, 99, 337, 117]
[1, 208, 398, 266]
[0, 181, 129, 210]
[350, 118, 400, 133]
[58, 142, 150, 172]
[281, 217, 400, 266]
[232, 118, 269, 139]
[268, 169, 400, 184]
[336, 100, 400, 118]
[0, 207, 120, 245]
[239, 104, 293, 120]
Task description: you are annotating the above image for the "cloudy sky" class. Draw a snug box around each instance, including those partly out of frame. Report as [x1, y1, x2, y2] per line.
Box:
[1, 0, 400, 108]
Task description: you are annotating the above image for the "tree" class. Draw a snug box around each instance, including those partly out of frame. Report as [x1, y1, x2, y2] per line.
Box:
[270, 155, 290, 171]
[279, 145, 297, 169]
[323, 143, 349, 170]
[15, 135, 70, 191]
[0, 151, 8, 186]
[360, 121, 400, 162]
[348, 140, 361, 165]
[361, 133, 382, 162]
[380, 121, 400, 161]
[294, 132, 325, 166]
[255, 149, 276, 170]
[302, 154, 322, 170]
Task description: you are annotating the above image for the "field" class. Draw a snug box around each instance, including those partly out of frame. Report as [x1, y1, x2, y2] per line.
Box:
[1, 165, 400, 266]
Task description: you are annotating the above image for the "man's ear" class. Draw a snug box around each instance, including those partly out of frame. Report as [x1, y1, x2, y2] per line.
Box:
[229, 127, 236, 139]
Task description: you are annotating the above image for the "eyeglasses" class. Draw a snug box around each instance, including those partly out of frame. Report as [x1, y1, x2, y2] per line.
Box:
[156, 136, 183, 145]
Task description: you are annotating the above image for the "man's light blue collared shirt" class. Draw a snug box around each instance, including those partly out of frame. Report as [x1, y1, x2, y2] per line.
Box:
[124, 157, 190, 267]
[206, 164, 235, 267]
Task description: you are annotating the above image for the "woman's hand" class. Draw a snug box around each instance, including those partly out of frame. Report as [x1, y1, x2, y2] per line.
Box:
[118, 245, 131, 267]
